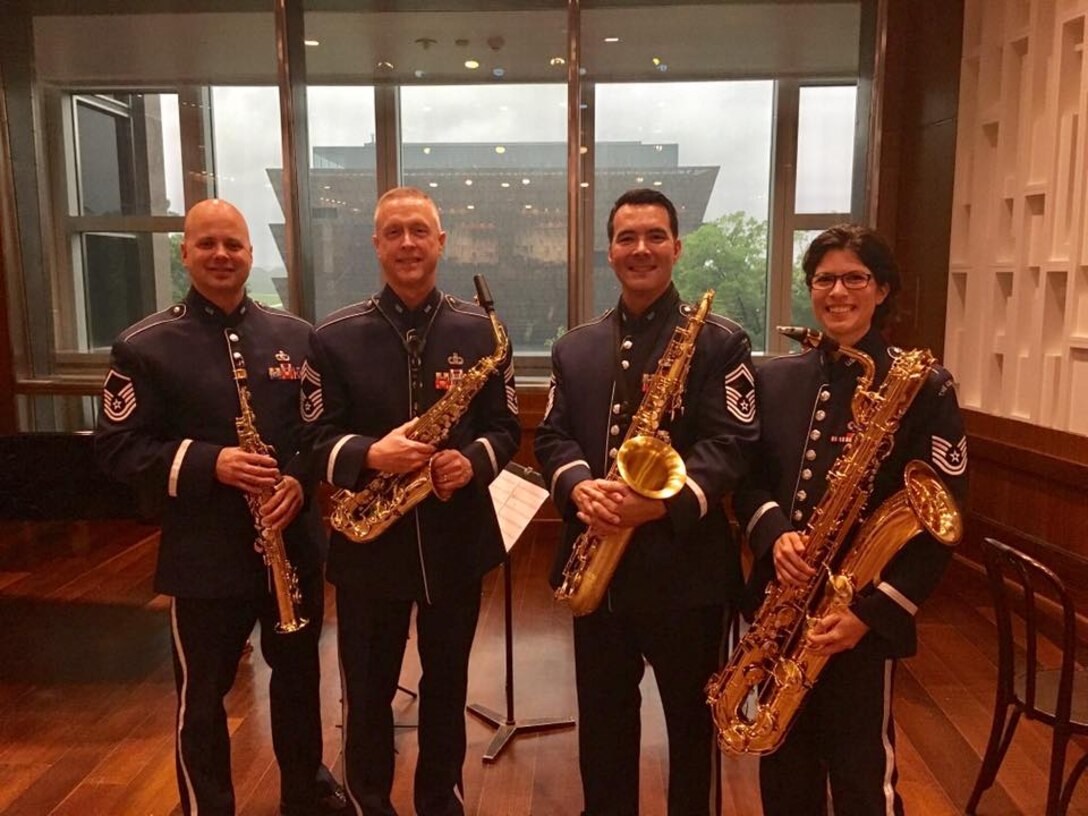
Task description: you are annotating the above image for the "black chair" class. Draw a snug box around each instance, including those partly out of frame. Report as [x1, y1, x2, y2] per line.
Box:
[967, 537, 1088, 815]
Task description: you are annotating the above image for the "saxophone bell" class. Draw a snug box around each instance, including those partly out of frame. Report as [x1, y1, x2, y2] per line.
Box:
[615, 434, 686, 500]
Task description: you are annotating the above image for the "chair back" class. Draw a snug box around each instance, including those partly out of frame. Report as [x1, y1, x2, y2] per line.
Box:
[980, 537, 1078, 726]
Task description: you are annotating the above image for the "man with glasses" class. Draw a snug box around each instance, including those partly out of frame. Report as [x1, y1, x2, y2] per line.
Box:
[301, 187, 520, 816]
[733, 224, 969, 815]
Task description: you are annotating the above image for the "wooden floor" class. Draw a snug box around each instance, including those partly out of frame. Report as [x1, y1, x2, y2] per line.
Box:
[0, 518, 1085, 815]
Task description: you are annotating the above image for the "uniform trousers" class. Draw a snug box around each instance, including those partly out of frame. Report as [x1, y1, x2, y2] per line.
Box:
[336, 580, 482, 816]
[573, 602, 725, 816]
[759, 635, 902, 816]
[169, 571, 325, 816]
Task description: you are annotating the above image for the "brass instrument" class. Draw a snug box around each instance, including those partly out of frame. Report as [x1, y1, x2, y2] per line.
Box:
[330, 275, 509, 543]
[231, 350, 308, 634]
[555, 290, 715, 617]
[705, 326, 962, 755]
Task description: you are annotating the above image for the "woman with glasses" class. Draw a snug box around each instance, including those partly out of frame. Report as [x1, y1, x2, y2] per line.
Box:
[732, 224, 969, 815]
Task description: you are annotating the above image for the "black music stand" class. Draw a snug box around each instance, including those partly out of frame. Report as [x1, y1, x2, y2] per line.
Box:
[466, 463, 574, 763]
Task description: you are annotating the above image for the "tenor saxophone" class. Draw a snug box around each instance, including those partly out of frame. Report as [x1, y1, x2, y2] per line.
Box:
[231, 352, 308, 635]
[330, 275, 510, 543]
[554, 290, 715, 617]
[705, 327, 962, 755]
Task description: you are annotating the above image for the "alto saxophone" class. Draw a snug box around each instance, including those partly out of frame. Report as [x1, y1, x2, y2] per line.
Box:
[230, 351, 309, 634]
[330, 275, 510, 543]
[705, 326, 962, 755]
[555, 290, 715, 617]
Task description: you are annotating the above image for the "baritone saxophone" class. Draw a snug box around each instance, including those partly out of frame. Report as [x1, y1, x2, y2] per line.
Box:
[705, 327, 962, 755]
[554, 290, 715, 617]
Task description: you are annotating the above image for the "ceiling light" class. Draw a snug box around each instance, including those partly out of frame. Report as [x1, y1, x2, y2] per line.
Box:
[465, 59, 480, 69]
[524, 204, 533, 209]
[464, 179, 473, 186]
[495, 145, 506, 154]
[492, 67, 505, 78]
[423, 147, 431, 154]
[467, 204, 475, 210]
[635, 176, 644, 183]
[653, 180, 663, 187]
[604, 37, 620, 43]
[414, 70, 426, 78]
[521, 178, 531, 185]
[323, 185, 331, 190]
[501, 182, 511, 188]
[376, 60, 394, 70]
[550, 57, 566, 66]
[580, 182, 590, 188]
[428, 182, 438, 188]
[651, 57, 662, 66]
[304, 39, 320, 47]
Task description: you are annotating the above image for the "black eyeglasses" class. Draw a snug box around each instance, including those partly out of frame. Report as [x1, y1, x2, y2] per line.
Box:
[809, 271, 873, 291]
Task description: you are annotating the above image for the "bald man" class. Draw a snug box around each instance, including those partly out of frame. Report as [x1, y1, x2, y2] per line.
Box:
[96, 200, 346, 815]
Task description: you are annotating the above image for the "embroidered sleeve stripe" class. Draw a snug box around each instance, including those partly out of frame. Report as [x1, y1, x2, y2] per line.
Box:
[683, 476, 709, 518]
[876, 582, 918, 615]
[327, 434, 360, 486]
[504, 385, 519, 415]
[931, 435, 967, 476]
[542, 376, 557, 421]
[168, 439, 194, 498]
[300, 360, 322, 384]
[475, 437, 499, 478]
[551, 459, 590, 499]
[746, 501, 780, 538]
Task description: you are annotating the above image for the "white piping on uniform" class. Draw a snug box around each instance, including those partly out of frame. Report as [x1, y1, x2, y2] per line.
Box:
[746, 501, 779, 538]
[684, 475, 709, 518]
[168, 439, 193, 498]
[881, 658, 898, 815]
[170, 599, 200, 815]
[876, 582, 919, 616]
[476, 437, 498, 478]
[327, 434, 359, 486]
[336, 618, 365, 815]
[551, 459, 590, 499]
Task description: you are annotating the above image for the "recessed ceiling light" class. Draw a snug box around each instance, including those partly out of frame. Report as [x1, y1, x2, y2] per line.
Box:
[524, 204, 532, 209]
[304, 39, 320, 47]
[428, 182, 438, 188]
[635, 176, 644, 183]
[501, 182, 511, 188]
[651, 57, 662, 66]
[604, 37, 620, 43]
[467, 204, 475, 210]
[495, 145, 506, 154]
[414, 70, 426, 78]
[423, 147, 431, 154]
[653, 180, 663, 186]
[465, 59, 480, 69]
[465, 179, 473, 186]
[492, 67, 505, 78]
[550, 57, 566, 66]
[521, 178, 531, 185]
[376, 60, 394, 70]
[580, 182, 590, 188]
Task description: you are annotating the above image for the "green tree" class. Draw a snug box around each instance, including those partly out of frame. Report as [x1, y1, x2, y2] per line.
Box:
[673, 212, 768, 350]
[169, 233, 188, 301]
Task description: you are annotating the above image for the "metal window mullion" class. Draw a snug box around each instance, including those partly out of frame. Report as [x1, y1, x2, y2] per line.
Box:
[767, 79, 800, 356]
[374, 85, 401, 195]
[566, 0, 584, 332]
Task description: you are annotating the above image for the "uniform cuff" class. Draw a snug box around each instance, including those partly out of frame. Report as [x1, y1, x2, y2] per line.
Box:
[466, 437, 500, 486]
[664, 476, 708, 535]
[746, 503, 792, 561]
[328, 434, 372, 490]
[551, 460, 593, 515]
[171, 439, 222, 499]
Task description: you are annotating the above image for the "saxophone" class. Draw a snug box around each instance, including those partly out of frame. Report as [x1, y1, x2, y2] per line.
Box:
[330, 275, 509, 543]
[705, 326, 963, 755]
[555, 290, 715, 617]
[230, 351, 309, 635]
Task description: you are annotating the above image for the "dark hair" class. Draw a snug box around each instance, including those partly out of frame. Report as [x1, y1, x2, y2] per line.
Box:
[802, 223, 901, 329]
[606, 188, 679, 242]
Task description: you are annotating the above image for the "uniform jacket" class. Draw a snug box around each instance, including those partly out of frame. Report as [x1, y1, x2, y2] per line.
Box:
[302, 286, 520, 603]
[535, 288, 760, 613]
[734, 327, 969, 657]
[95, 289, 323, 599]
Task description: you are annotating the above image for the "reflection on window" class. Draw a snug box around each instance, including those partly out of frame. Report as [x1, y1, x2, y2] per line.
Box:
[401, 85, 567, 353]
[795, 85, 857, 214]
[306, 86, 378, 320]
[595, 81, 774, 350]
[211, 87, 286, 309]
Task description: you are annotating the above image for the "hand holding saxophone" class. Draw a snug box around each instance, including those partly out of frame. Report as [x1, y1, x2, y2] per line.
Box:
[574, 479, 665, 534]
[430, 449, 473, 500]
[215, 447, 280, 494]
[258, 475, 303, 531]
[772, 531, 816, 586]
[805, 608, 869, 654]
[365, 418, 435, 473]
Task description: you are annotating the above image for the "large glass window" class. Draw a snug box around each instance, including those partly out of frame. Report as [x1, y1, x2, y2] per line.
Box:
[4, 1, 868, 430]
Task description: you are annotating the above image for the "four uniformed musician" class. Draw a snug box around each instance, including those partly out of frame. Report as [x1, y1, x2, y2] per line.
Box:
[535, 188, 759, 815]
[301, 187, 520, 816]
[733, 224, 969, 815]
[94, 199, 346, 815]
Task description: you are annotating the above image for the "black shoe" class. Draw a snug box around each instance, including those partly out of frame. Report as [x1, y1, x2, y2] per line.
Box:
[281, 767, 349, 815]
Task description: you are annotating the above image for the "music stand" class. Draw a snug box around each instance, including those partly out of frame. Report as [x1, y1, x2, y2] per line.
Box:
[466, 463, 575, 763]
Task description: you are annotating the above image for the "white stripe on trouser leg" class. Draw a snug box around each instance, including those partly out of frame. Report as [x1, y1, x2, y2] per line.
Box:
[454, 783, 464, 804]
[337, 626, 364, 815]
[170, 598, 200, 815]
[881, 658, 897, 816]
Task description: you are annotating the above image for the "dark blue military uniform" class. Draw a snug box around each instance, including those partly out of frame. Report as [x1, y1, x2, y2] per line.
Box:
[535, 284, 759, 816]
[733, 326, 969, 816]
[302, 285, 520, 816]
[95, 288, 329, 815]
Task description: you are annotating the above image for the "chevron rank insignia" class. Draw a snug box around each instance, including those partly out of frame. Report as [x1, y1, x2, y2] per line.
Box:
[931, 435, 967, 476]
[102, 369, 137, 423]
[300, 361, 323, 422]
[504, 360, 518, 415]
[724, 363, 756, 423]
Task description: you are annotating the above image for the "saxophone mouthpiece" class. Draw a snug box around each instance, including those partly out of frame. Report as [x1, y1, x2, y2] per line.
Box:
[777, 325, 840, 353]
[473, 275, 495, 313]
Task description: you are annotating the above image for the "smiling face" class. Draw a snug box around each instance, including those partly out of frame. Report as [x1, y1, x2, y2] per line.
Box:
[607, 203, 682, 315]
[181, 199, 253, 313]
[372, 193, 447, 307]
[810, 248, 889, 347]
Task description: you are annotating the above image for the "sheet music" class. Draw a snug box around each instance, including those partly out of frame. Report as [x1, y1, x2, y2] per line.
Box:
[488, 466, 549, 552]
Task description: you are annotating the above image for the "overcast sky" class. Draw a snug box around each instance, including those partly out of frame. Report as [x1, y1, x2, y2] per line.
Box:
[163, 82, 855, 271]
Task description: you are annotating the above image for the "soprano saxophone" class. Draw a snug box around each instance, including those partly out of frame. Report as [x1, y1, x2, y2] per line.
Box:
[555, 290, 715, 617]
[705, 327, 962, 754]
[330, 275, 509, 543]
[231, 352, 308, 634]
